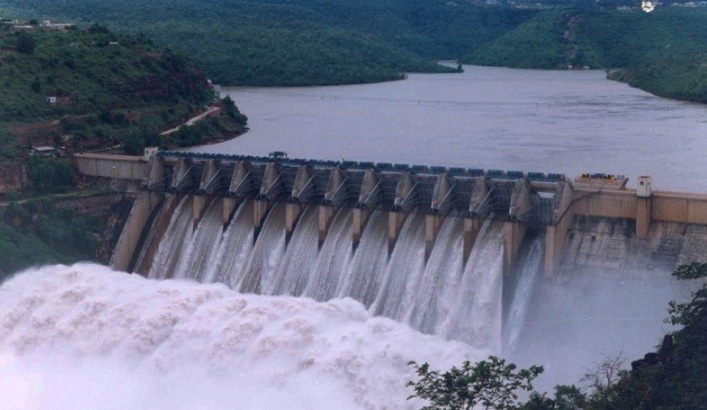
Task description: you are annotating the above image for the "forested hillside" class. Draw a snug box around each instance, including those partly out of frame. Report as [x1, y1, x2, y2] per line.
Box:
[0, 22, 247, 158]
[0, 0, 535, 85]
[2, 0, 705, 103]
[0, 24, 209, 121]
[468, 8, 707, 102]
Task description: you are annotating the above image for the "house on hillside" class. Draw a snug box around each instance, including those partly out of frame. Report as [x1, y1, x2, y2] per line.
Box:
[40, 20, 75, 30]
[31, 146, 57, 157]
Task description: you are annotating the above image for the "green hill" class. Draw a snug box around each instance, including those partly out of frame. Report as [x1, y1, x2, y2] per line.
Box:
[466, 8, 707, 103]
[0, 24, 207, 120]
[0, 22, 247, 158]
[2, 1, 705, 103]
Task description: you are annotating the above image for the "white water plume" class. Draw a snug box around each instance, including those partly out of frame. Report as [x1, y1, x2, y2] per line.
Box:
[148, 196, 194, 280]
[305, 207, 354, 301]
[266, 206, 320, 296]
[504, 235, 544, 352]
[370, 213, 426, 318]
[0, 264, 486, 410]
[340, 210, 390, 308]
[173, 199, 225, 281]
[437, 220, 504, 350]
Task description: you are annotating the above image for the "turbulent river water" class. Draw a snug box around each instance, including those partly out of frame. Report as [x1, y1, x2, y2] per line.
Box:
[2, 66, 706, 409]
[0, 265, 483, 409]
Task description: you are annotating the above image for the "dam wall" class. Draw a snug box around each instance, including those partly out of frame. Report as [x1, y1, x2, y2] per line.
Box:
[104, 151, 564, 275]
[72, 151, 707, 278]
[73, 152, 149, 180]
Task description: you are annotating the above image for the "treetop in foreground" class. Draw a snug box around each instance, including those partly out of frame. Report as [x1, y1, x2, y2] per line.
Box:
[407, 355, 543, 410]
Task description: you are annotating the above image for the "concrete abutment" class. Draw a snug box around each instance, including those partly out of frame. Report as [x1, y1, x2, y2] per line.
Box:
[111, 190, 163, 272]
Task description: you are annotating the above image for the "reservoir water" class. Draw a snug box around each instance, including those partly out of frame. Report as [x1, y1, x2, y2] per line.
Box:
[195, 66, 707, 193]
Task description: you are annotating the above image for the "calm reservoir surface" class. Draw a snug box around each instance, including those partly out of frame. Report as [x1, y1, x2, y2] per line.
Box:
[194, 66, 707, 193]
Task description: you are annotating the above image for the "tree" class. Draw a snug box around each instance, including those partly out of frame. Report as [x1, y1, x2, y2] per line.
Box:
[122, 133, 145, 155]
[88, 23, 110, 34]
[222, 95, 248, 125]
[521, 385, 587, 410]
[580, 354, 626, 408]
[27, 156, 74, 194]
[16, 32, 36, 54]
[407, 356, 543, 410]
[31, 76, 41, 93]
[552, 385, 586, 410]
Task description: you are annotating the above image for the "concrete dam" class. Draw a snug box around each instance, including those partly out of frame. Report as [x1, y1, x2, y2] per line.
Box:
[75, 151, 707, 360]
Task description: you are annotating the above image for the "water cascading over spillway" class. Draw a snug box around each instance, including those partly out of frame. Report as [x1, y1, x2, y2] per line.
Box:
[303, 207, 354, 301]
[264, 206, 319, 296]
[145, 198, 523, 348]
[504, 235, 545, 353]
[173, 199, 224, 281]
[406, 215, 466, 335]
[239, 203, 288, 294]
[436, 220, 505, 351]
[148, 196, 194, 280]
[200, 200, 254, 284]
[371, 213, 427, 321]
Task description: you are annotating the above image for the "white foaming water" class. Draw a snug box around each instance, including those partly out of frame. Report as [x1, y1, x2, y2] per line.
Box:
[340, 210, 389, 308]
[405, 215, 465, 335]
[438, 220, 504, 350]
[504, 236, 544, 352]
[304, 207, 354, 301]
[0, 264, 486, 410]
[174, 199, 224, 281]
[266, 206, 320, 296]
[149, 196, 194, 279]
